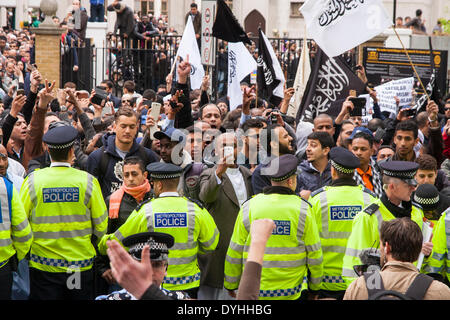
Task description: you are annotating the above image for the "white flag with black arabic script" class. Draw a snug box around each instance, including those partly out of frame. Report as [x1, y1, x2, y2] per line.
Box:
[176, 15, 205, 90]
[287, 38, 311, 118]
[300, 0, 392, 58]
[228, 42, 257, 110]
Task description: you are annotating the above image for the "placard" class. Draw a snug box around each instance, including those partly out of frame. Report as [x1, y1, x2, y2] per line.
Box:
[201, 0, 217, 66]
[363, 47, 447, 95]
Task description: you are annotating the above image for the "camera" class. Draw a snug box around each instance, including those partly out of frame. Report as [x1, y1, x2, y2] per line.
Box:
[403, 108, 416, 117]
[349, 97, 366, 117]
[91, 87, 108, 106]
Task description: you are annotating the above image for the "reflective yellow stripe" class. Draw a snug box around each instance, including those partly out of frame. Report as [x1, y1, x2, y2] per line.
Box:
[33, 228, 92, 239]
[145, 202, 154, 231]
[32, 214, 90, 224]
[12, 233, 32, 243]
[0, 180, 10, 232]
[12, 219, 29, 232]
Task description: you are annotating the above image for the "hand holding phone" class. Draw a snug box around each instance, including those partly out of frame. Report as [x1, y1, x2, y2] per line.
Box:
[149, 102, 161, 139]
[348, 97, 366, 117]
[224, 146, 234, 165]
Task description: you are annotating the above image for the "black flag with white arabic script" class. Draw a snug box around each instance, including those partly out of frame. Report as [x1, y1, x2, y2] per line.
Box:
[212, 0, 251, 45]
[296, 46, 367, 122]
[416, 37, 443, 113]
[257, 28, 285, 107]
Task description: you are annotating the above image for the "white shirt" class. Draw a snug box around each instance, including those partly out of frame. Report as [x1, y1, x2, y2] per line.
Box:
[159, 192, 180, 198]
[50, 162, 71, 168]
[215, 167, 248, 207]
[7, 157, 26, 178]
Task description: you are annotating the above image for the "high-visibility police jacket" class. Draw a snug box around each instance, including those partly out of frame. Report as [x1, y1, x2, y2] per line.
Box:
[98, 194, 220, 291]
[20, 164, 108, 273]
[224, 187, 323, 300]
[0, 176, 32, 268]
[424, 208, 450, 282]
[309, 183, 376, 291]
[342, 197, 424, 285]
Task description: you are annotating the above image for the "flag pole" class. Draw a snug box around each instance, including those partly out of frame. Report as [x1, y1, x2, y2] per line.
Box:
[170, 55, 178, 75]
[392, 26, 430, 100]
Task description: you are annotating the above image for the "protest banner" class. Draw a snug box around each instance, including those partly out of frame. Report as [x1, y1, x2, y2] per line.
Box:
[374, 77, 414, 114]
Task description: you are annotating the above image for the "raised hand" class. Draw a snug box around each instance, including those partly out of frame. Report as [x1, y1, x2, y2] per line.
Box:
[10, 93, 27, 118]
[38, 79, 56, 109]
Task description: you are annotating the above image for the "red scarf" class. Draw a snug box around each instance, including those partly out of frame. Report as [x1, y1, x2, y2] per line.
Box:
[109, 179, 151, 219]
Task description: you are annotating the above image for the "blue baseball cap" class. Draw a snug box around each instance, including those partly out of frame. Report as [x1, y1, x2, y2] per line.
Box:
[154, 127, 186, 143]
[347, 126, 373, 140]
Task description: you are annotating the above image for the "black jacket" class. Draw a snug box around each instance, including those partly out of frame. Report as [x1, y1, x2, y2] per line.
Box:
[86, 132, 159, 199]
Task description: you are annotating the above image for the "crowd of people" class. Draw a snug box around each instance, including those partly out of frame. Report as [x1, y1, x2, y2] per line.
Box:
[394, 9, 448, 36]
[1, 2, 450, 303]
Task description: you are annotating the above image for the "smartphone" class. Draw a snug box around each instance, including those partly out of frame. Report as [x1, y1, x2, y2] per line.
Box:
[349, 97, 366, 117]
[224, 146, 234, 164]
[270, 113, 278, 124]
[16, 89, 25, 96]
[143, 100, 152, 108]
[149, 102, 161, 139]
[101, 103, 113, 117]
[403, 108, 416, 117]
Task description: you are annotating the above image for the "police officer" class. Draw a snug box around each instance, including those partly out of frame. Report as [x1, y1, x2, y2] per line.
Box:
[98, 162, 219, 299]
[309, 147, 377, 300]
[413, 184, 450, 228]
[424, 207, 450, 285]
[0, 171, 33, 300]
[342, 161, 431, 284]
[224, 154, 323, 300]
[20, 125, 108, 300]
[97, 231, 191, 300]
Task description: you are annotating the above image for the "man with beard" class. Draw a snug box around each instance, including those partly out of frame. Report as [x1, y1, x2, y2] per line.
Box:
[251, 123, 296, 194]
[198, 132, 253, 300]
[198, 104, 223, 131]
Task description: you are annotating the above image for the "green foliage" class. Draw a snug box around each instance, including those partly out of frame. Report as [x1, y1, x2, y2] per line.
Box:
[438, 18, 450, 34]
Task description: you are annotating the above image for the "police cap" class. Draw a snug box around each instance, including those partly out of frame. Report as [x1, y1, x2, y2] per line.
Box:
[123, 232, 174, 261]
[146, 162, 183, 180]
[413, 184, 440, 211]
[379, 160, 419, 186]
[264, 154, 299, 182]
[329, 146, 360, 174]
[42, 124, 78, 149]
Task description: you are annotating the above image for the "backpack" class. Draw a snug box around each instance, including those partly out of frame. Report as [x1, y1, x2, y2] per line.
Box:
[364, 270, 433, 300]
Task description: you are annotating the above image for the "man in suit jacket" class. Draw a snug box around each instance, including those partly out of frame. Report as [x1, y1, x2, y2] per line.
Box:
[198, 132, 253, 300]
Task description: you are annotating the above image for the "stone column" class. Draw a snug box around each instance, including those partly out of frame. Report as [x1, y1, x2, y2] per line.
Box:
[0, 7, 7, 28]
[31, 0, 64, 88]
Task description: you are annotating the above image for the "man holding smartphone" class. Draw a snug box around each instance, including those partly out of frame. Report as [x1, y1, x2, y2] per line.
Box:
[198, 132, 253, 300]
